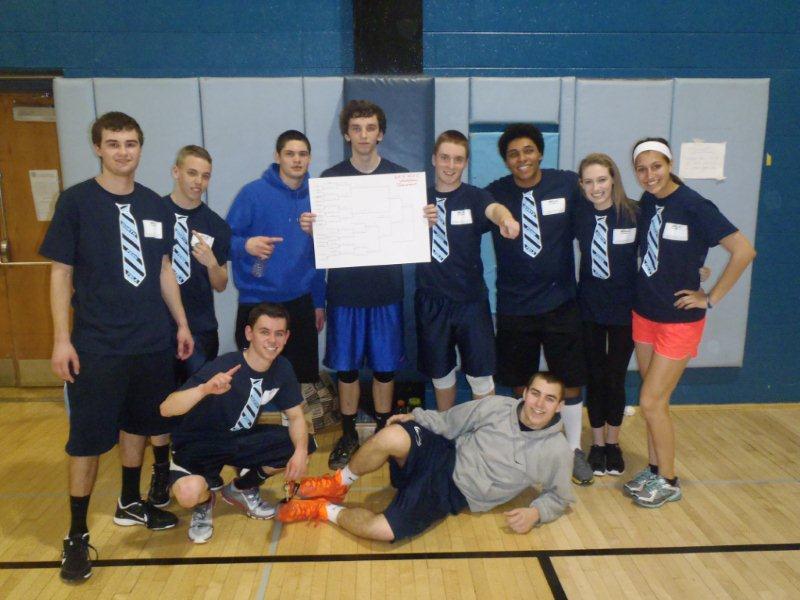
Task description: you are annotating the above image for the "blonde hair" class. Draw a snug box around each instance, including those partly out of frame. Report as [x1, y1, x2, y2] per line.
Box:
[578, 153, 637, 224]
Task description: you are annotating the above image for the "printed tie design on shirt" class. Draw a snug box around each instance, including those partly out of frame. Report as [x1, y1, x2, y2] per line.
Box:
[521, 191, 542, 258]
[116, 203, 146, 287]
[642, 206, 664, 277]
[591, 215, 611, 280]
[172, 214, 191, 285]
[231, 378, 263, 432]
[431, 197, 449, 263]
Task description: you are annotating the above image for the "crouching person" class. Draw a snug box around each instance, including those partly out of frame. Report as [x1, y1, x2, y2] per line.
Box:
[160, 303, 315, 543]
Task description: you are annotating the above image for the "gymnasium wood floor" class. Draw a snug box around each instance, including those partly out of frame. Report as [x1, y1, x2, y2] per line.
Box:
[0, 392, 798, 599]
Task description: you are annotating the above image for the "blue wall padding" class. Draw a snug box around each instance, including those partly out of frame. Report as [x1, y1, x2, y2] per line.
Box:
[342, 77, 436, 379]
[470, 77, 562, 124]
[303, 78, 345, 178]
[469, 131, 560, 313]
[572, 79, 673, 194]
[53, 78, 98, 189]
[669, 79, 767, 367]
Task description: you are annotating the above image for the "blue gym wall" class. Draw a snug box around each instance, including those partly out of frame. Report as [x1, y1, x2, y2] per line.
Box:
[424, 1, 799, 405]
[0, 1, 353, 76]
[1, 1, 797, 404]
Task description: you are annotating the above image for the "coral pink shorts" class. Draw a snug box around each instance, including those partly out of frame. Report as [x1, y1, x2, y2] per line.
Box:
[631, 311, 705, 360]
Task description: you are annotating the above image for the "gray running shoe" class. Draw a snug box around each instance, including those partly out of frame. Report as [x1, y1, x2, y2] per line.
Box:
[221, 483, 276, 520]
[623, 467, 658, 496]
[571, 449, 595, 485]
[633, 476, 682, 508]
[188, 493, 215, 544]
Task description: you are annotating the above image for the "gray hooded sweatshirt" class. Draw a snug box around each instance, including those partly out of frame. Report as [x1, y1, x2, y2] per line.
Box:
[412, 395, 575, 524]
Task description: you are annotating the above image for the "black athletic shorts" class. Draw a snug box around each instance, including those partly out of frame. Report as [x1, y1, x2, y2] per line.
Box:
[175, 329, 219, 386]
[415, 290, 496, 379]
[495, 299, 587, 388]
[170, 424, 317, 488]
[236, 294, 320, 383]
[65, 348, 175, 456]
[383, 422, 468, 541]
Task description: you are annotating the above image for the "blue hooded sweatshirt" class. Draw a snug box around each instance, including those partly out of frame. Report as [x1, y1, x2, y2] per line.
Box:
[226, 164, 325, 307]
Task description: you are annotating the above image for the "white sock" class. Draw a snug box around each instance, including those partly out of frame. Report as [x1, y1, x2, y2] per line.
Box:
[326, 502, 343, 524]
[340, 465, 359, 486]
[561, 401, 584, 450]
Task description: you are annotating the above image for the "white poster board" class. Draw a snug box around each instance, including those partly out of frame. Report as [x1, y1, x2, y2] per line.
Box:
[309, 171, 430, 269]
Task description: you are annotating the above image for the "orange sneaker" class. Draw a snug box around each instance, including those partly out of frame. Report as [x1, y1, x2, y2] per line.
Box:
[298, 471, 350, 503]
[277, 498, 329, 523]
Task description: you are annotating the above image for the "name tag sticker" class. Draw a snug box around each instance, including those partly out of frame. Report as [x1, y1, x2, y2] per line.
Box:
[261, 388, 279, 406]
[450, 209, 473, 225]
[663, 222, 689, 242]
[143, 220, 163, 239]
[540, 197, 566, 216]
[612, 228, 636, 244]
[191, 232, 215, 248]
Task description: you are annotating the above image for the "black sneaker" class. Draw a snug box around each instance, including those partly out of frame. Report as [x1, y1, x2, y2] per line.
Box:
[60, 532, 95, 583]
[588, 445, 606, 476]
[604, 443, 625, 476]
[113, 499, 178, 530]
[147, 463, 171, 508]
[328, 435, 359, 470]
[207, 473, 224, 491]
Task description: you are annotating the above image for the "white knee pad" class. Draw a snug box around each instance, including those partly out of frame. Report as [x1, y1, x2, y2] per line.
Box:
[466, 374, 495, 397]
[431, 368, 457, 390]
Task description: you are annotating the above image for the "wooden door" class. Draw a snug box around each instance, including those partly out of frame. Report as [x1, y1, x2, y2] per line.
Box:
[0, 90, 62, 385]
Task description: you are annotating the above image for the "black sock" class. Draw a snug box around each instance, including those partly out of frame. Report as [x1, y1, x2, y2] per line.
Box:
[374, 411, 391, 431]
[121, 466, 142, 505]
[152, 443, 170, 466]
[234, 467, 267, 490]
[666, 476, 679, 486]
[342, 414, 357, 439]
[69, 495, 90, 537]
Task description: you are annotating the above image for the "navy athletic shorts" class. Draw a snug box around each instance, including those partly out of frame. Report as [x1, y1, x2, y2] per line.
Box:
[170, 424, 317, 488]
[495, 299, 588, 388]
[415, 290, 495, 379]
[383, 422, 468, 541]
[65, 348, 175, 456]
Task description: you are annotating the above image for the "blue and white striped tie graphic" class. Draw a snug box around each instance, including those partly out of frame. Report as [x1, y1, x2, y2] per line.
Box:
[172, 214, 191, 285]
[431, 197, 449, 263]
[591, 215, 611, 280]
[116, 203, 146, 287]
[641, 206, 664, 278]
[521, 191, 542, 258]
[231, 378, 263, 432]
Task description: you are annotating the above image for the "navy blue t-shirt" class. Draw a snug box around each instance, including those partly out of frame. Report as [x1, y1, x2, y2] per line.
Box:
[320, 158, 408, 307]
[486, 170, 581, 315]
[172, 352, 302, 444]
[575, 199, 639, 326]
[39, 178, 173, 355]
[165, 196, 231, 334]
[416, 183, 493, 302]
[635, 185, 737, 323]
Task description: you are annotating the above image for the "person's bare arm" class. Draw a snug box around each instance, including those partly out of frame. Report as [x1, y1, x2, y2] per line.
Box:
[160, 364, 241, 417]
[50, 262, 80, 382]
[160, 255, 194, 359]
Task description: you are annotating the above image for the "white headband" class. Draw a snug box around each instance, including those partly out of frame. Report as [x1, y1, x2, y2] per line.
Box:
[633, 141, 672, 163]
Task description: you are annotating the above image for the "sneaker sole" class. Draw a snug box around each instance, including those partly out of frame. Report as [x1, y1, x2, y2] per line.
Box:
[606, 469, 625, 476]
[113, 517, 177, 530]
[189, 531, 213, 544]
[60, 570, 92, 583]
[571, 475, 594, 485]
[220, 493, 276, 520]
[592, 470, 605, 477]
[633, 491, 682, 508]
[148, 498, 171, 508]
